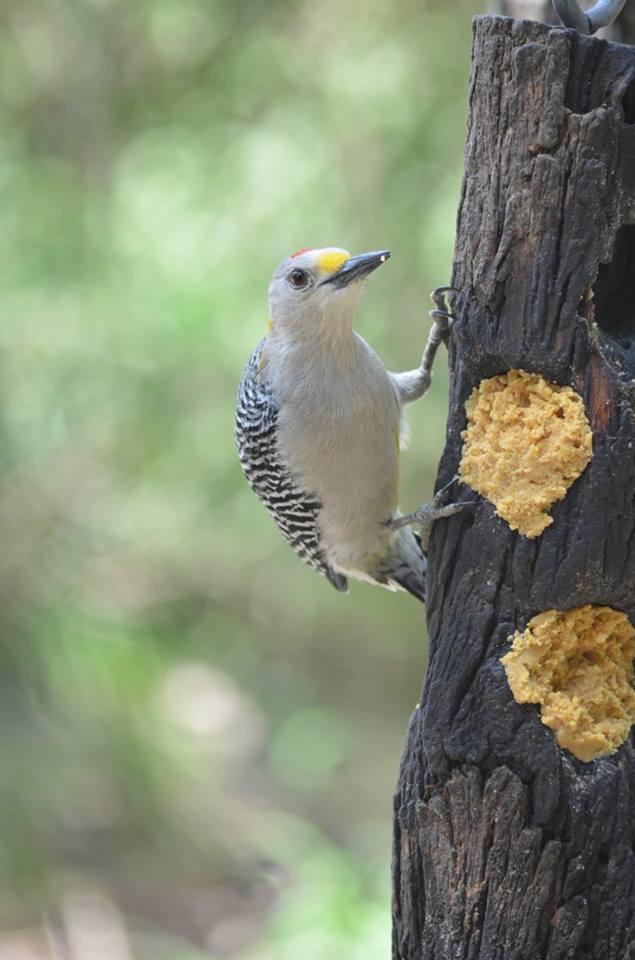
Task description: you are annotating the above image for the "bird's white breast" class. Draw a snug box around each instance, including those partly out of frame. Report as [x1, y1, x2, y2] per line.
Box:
[270, 333, 402, 574]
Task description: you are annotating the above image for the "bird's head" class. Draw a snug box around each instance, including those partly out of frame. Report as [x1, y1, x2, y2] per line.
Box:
[267, 246, 390, 341]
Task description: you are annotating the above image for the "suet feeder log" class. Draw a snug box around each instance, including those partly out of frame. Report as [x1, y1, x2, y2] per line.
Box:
[392, 15, 635, 959]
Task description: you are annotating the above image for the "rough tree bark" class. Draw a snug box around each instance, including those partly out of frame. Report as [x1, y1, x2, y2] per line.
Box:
[393, 15, 635, 960]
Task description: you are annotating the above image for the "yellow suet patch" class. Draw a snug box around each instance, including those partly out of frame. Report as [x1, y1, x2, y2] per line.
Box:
[316, 250, 350, 276]
[460, 369, 593, 537]
[502, 605, 635, 762]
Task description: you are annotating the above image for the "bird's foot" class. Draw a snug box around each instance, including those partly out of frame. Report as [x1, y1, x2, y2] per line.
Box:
[429, 286, 458, 346]
[389, 475, 472, 551]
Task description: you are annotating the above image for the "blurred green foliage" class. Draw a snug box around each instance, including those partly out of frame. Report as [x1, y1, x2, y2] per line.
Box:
[0, 0, 481, 956]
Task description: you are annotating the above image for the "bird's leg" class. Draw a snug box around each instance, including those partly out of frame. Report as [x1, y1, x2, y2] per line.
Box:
[392, 286, 458, 405]
[389, 475, 471, 551]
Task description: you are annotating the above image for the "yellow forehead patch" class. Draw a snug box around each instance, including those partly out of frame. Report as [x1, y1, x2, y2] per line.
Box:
[316, 250, 350, 276]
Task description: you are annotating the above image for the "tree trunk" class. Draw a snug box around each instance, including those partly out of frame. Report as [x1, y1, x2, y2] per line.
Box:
[392, 15, 635, 960]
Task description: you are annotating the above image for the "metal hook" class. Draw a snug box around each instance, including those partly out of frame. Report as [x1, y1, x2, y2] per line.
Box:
[552, 0, 628, 34]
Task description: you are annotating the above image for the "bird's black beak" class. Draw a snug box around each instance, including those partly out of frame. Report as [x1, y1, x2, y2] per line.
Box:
[325, 250, 390, 288]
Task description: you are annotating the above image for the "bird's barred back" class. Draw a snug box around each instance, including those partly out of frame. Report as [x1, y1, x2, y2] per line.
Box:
[235, 340, 347, 592]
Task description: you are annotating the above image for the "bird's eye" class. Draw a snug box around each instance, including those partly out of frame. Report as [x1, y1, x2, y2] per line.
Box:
[288, 268, 309, 289]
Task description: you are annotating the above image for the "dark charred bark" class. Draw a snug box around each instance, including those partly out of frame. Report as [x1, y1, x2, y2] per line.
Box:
[392, 16, 635, 960]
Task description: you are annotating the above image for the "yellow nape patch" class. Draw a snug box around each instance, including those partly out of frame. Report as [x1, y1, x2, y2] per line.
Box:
[316, 250, 350, 276]
[267, 316, 273, 331]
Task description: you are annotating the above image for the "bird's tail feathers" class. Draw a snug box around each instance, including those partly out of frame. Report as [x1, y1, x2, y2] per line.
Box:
[388, 567, 426, 604]
[380, 527, 427, 603]
[326, 567, 348, 593]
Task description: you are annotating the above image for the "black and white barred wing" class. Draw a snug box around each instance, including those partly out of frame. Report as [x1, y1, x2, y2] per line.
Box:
[235, 341, 347, 593]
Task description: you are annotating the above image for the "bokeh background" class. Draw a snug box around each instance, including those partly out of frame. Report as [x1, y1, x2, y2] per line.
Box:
[0, 1, 482, 957]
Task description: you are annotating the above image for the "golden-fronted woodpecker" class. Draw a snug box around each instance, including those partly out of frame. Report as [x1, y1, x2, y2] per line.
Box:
[235, 246, 464, 603]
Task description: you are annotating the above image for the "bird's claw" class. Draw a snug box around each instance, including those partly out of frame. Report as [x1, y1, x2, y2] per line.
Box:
[429, 286, 458, 344]
[389, 474, 473, 551]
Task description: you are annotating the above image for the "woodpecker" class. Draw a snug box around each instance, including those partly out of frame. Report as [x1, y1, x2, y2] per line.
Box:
[235, 247, 463, 603]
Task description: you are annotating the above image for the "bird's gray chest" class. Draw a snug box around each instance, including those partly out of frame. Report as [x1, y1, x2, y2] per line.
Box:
[276, 356, 400, 499]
